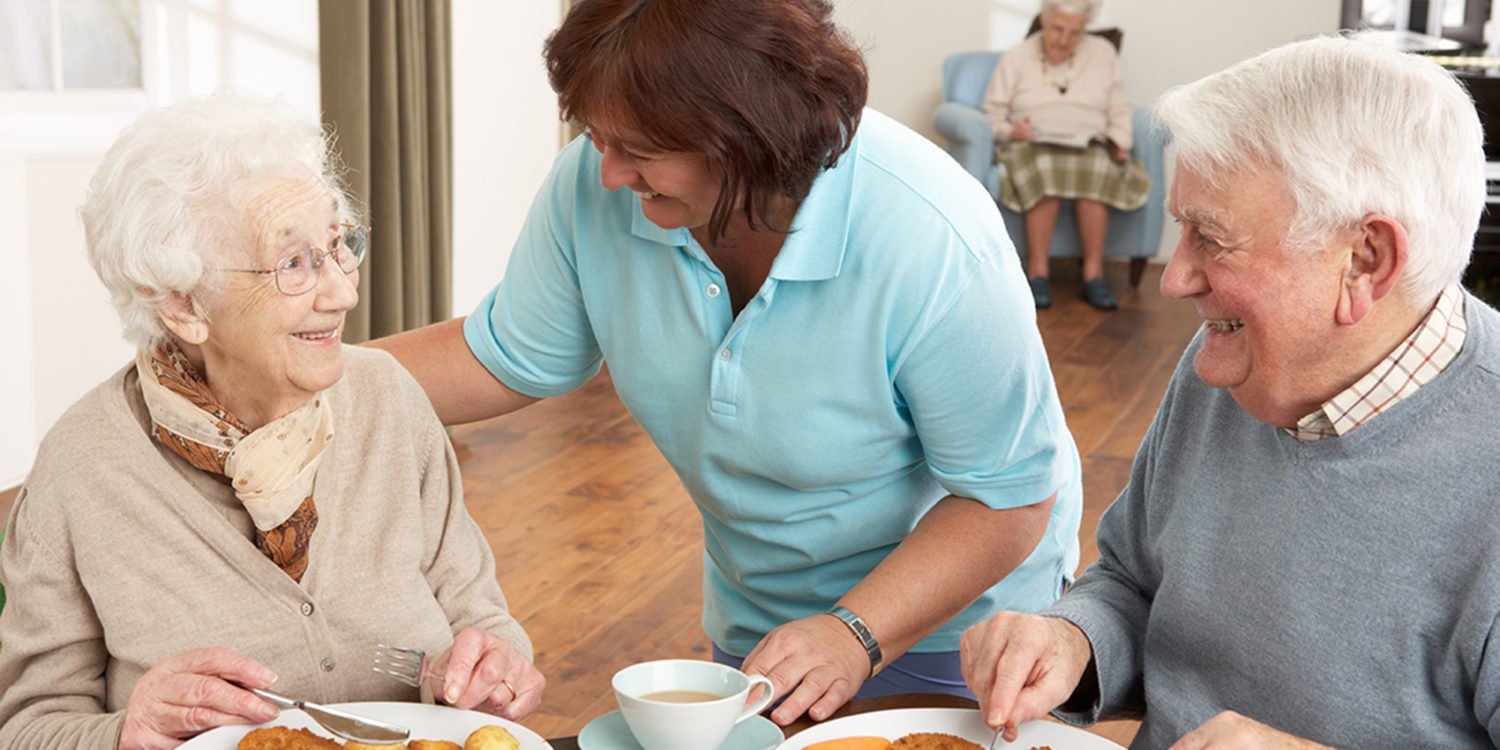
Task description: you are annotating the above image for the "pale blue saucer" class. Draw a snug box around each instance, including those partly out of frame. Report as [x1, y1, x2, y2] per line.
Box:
[578, 710, 782, 750]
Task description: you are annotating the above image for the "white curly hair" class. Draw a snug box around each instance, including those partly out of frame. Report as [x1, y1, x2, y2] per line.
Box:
[79, 92, 361, 348]
[1041, 0, 1098, 22]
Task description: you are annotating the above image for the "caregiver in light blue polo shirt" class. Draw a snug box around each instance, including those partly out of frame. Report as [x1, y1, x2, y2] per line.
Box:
[374, 0, 1081, 727]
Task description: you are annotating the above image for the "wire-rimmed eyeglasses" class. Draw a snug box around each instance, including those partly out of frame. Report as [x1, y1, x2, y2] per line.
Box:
[222, 223, 369, 295]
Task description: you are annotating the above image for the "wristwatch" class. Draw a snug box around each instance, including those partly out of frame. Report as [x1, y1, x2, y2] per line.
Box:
[828, 605, 883, 676]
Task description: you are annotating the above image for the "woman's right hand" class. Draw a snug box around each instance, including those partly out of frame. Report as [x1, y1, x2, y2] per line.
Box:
[120, 647, 279, 750]
[960, 612, 1092, 743]
[1010, 116, 1036, 142]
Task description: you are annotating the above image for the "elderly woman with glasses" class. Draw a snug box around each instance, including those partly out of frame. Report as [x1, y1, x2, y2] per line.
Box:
[0, 94, 543, 750]
[983, 0, 1150, 310]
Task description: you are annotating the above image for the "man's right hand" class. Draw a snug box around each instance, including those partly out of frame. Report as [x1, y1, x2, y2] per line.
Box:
[960, 612, 1093, 742]
[120, 647, 279, 750]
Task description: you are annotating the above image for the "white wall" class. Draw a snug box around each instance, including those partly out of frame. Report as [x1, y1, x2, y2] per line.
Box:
[0, 153, 35, 488]
[450, 0, 562, 316]
[1105, 1, 1342, 112]
[23, 156, 137, 457]
[833, 0, 1341, 257]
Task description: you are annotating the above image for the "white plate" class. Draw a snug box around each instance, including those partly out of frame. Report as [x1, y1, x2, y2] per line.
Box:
[180, 701, 552, 749]
[776, 707, 1122, 749]
[578, 709, 782, 750]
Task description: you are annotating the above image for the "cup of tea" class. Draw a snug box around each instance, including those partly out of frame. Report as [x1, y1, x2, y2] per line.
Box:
[612, 659, 775, 750]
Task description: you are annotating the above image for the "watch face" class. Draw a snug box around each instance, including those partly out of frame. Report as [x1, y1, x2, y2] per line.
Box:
[831, 607, 882, 671]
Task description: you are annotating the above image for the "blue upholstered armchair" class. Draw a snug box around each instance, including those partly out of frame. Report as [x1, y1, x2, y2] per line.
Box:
[932, 50, 1168, 286]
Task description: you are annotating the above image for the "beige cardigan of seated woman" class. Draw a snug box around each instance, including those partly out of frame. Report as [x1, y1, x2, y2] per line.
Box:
[0, 346, 530, 749]
[983, 32, 1133, 151]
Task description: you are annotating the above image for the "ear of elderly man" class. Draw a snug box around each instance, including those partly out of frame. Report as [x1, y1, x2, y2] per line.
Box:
[961, 35, 1500, 749]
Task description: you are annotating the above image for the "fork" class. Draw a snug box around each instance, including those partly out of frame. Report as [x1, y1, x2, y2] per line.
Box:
[372, 644, 434, 689]
[987, 721, 1012, 750]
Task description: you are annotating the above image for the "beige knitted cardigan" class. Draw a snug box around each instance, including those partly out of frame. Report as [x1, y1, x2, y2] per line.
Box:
[0, 347, 531, 749]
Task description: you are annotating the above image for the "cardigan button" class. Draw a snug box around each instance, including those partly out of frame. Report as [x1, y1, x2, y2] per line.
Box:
[300, 601, 314, 617]
[320, 657, 335, 672]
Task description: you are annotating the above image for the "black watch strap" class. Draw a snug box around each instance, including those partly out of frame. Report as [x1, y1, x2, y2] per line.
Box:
[829, 605, 882, 675]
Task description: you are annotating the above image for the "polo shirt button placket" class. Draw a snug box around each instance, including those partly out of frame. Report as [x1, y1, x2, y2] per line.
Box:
[709, 341, 738, 414]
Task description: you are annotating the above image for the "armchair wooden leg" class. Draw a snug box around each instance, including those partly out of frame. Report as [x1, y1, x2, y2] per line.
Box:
[1129, 257, 1147, 287]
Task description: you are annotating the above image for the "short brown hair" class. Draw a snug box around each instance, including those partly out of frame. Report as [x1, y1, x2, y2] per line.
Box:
[544, 0, 868, 245]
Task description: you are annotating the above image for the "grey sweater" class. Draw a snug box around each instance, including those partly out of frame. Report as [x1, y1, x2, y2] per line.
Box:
[1048, 292, 1500, 749]
[0, 347, 531, 749]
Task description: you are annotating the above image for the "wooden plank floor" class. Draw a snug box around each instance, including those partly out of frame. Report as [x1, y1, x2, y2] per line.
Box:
[0, 260, 1201, 745]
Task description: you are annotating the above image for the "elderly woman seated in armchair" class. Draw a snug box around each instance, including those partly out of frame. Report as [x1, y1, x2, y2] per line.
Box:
[0, 94, 544, 749]
[983, 0, 1150, 310]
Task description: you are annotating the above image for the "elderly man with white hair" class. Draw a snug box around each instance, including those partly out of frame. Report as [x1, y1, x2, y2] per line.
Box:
[959, 35, 1500, 749]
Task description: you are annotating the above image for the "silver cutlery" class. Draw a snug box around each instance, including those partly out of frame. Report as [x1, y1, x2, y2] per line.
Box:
[987, 724, 1009, 750]
[240, 684, 409, 745]
[372, 643, 434, 689]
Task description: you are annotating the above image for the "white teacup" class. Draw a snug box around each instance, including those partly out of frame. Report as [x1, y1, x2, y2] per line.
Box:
[612, 659, 775, 750]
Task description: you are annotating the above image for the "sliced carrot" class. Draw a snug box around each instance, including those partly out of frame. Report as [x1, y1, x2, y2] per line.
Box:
[802, 737, 892, 750]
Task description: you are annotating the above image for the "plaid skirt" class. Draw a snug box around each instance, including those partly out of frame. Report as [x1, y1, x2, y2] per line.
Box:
[996, 140, 1151, 213]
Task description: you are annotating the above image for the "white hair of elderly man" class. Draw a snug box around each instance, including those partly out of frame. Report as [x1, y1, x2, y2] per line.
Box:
[1154, 33, 1485, 304]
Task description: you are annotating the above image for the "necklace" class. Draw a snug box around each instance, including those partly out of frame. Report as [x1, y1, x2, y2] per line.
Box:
[1041, 55, 1074, 96]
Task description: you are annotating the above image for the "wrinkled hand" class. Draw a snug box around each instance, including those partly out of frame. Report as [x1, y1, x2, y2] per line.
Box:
[1170, 711, 1333, 750]
[741, 614, 871, 726]
[429, 627, 545, 720]
[1108, 141, 1129, 164]
[120, 647, 279, 750]
[1011, 117, 1037, 141]
[960, 613, 1091, 742]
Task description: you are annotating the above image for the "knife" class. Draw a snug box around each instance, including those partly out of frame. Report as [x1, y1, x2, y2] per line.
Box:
[245, 686, 410, 745]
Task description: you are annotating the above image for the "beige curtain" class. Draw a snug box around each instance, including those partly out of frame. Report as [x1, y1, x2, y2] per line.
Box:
[319, 0, 452, 342]
[559, 1, 581, 144]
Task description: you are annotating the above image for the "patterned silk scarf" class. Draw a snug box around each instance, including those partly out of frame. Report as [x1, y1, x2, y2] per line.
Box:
[135, 342, 334, 582]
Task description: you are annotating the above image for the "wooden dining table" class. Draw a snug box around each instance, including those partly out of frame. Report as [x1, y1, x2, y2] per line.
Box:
[545, 693, 1032, 749]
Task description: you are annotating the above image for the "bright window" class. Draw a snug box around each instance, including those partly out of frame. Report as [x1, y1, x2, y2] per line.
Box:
[1341, 0, 1493, 47]
[0, 0, 150, 152]
[1, 0, 143, 91]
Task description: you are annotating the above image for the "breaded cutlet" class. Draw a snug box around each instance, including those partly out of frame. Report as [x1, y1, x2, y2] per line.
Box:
[235, 726, 342, 750]
[890, 732, 983, 750]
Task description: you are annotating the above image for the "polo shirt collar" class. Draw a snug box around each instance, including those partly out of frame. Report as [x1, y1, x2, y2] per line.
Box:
[625, 125, 863, 282]
[772, 127, 860, 282]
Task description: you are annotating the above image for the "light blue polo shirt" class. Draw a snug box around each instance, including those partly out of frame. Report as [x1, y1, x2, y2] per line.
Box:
[465, 109, 1081, 656]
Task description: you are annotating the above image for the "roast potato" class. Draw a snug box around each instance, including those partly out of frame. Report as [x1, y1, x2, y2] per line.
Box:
[463, 725, 520, 750]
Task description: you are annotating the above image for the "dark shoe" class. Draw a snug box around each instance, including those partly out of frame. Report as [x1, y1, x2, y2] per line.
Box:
[1029, 276, 1052, 309]
[1082, 276, 1118, 310]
